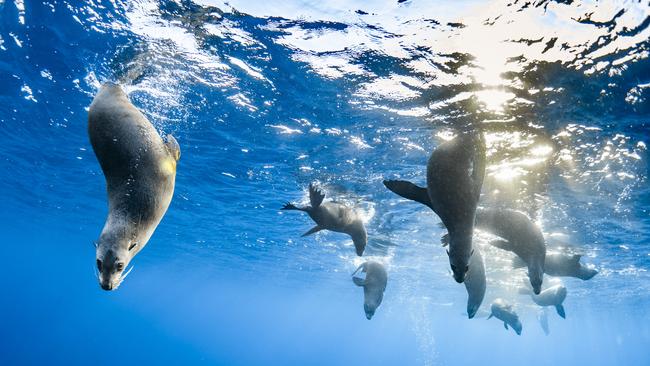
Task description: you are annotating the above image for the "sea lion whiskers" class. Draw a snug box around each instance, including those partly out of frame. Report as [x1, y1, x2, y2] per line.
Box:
[117, 265, 134, 288]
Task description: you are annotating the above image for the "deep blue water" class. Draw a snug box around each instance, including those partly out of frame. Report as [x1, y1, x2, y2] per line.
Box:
[1, 0, 650, 365]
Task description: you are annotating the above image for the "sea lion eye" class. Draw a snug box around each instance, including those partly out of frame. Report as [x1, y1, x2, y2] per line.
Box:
[465, 265, 469, 273]
[128, 242, 137, 251]
[96, 259, 102, 272]
[116, 262, 125, 272]
[450, 264, 457, 271]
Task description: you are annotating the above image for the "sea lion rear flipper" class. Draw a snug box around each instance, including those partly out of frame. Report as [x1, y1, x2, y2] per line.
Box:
[489, 239, 512, 251]
[302, 225, 323, 237]
[308, 183, 325, 208]
[504, 322, 508, 330]
[555, 304, 566, 319]
[282, 202, 306, 211]
[441, 232, 449, 247]
[383, 180, 432, 209]
[352, 277, 366, 287]
[165, 134, 181, 161]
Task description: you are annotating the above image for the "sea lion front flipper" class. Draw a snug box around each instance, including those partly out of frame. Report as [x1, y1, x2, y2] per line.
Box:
[352, 277, 366, 287]
[302, 225, 323, 237]
[383, 180, 432, 209]
[555, 304, 566, 319]
[441, 232, 450, 247]
[308, 183, 325, 208]
[165, 134, 181, 161]
[487, 314, 493, 320]
[489, 239, 512, 251]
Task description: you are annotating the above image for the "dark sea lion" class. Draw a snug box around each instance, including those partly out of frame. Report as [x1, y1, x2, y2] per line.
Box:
[384, 132, 486, 283]
[488, 298, 522, 335]
[352, 261, 388, 320]
[89, 82, 180, 291]
[475, 207, 546, 294]
[282, 183, 367, 256]
[513, 252, 597, 280]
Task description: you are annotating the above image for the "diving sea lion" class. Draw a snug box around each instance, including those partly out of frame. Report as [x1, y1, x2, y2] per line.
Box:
[488, 298, 522, 335]
[352, 261, 388, 319]
[282, 183, 367, 256]
[384, 132, 486, 283]
[464, 246, 486, 319]
[512, 252, 597, 280]
[519, 284, 567, 318]
[89, 82, 180, 291]
[475, 207, 546, 294]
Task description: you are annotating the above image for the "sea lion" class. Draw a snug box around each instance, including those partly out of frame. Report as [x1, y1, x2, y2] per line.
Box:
[488, 298, 522, 335]
[519, 284, 567, 318]
[475, 207, 546, 294]
[352, 261, 388, 319]
[464, 246, 486, 319]
[89, 82, 180, 291]
[384, 132, 486, 283]
[282, 183, 367, 256]
[513, 252, 597, 280]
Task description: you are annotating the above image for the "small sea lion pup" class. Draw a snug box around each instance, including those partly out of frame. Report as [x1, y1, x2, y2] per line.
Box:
[488, 298, 522, 335]
[89, 82, 180, 291]
[282, 183, 367, 256]
[352, 261, 388, 320]
[513, 252, 598, 280]
[475, 207, 546, 294]
[519, 284, 567, 318]
[384, 132, 486, 283]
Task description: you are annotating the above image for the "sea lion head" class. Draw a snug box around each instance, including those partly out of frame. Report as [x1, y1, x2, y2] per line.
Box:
[528, 262, 544, 295]
[95, 235, 137, 291]
[363, 292, 383, 320]
[447, 236, 473, 283]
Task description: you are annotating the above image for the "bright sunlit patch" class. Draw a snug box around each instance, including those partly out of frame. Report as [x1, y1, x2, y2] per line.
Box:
[474, 90, 515, 112]
[530, 144, 553, 156]
[436, 130, 456, 141]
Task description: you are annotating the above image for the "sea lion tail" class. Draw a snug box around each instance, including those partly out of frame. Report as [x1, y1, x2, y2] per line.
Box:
[555, 304, 566, 319]
[383, 180, 432, 209]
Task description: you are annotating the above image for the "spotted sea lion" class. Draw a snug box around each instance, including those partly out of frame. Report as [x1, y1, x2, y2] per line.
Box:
[488, 298, 522, 335]
[513, 252, 597, 280]
[89, 82, 180, 291]
[384, 132, 486, 283]
[282, 183, 367, 256]
[352, 261, 388, 319]
[475, 207, 546, 294]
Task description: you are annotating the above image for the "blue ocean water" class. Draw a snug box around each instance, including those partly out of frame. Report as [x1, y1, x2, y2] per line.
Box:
[1, 0, 649, 365]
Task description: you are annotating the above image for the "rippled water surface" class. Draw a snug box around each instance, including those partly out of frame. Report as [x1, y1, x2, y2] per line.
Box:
[1, 1, 649, 365]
